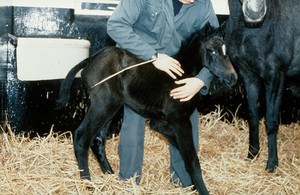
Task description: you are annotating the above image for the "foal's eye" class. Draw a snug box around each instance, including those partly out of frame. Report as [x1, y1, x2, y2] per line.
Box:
[209, 49, 216, 55]
[207, 47, 217, 55]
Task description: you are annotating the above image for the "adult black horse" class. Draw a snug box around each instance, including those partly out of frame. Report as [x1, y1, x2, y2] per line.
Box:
[225, 0, 300, 172]
[58, 24, 237, 194]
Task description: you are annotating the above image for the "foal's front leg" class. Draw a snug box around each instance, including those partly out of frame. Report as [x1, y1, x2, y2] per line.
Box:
[170, 120, 209, 195]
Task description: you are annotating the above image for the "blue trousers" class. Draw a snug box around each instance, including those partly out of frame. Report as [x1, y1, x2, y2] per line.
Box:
[118, 105, 199, 186]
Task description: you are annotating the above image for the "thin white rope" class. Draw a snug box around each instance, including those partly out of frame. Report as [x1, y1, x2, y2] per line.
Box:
[91, 59, 155, 89]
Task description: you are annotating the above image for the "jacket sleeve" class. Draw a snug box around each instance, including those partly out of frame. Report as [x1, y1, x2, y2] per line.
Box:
[196, 67, 213, 95]
[106, 0, 156, 60]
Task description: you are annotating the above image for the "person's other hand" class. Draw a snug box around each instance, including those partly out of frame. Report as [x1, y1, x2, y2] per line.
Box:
[170, 78, 204, 102]
[152, 53, 184, 79]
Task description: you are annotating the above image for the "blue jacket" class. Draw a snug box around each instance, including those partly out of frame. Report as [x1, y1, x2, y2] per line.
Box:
[107, 0, 219, 94]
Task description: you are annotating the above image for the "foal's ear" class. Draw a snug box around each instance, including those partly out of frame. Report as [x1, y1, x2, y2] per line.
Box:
[217, 21, 227, 38]
[203, 22, 213, 35]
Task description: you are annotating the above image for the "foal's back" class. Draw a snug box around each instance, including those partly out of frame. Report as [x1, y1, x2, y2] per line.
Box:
[81, 46, 198, 121]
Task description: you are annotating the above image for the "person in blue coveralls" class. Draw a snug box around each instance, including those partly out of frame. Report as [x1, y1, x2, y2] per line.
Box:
[107, 0, 219, 188]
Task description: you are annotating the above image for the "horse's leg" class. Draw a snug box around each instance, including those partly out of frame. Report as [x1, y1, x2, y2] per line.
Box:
[264, 70, 284, 172]
[241, 72, 262, 160]
[74, 93, 122, 180]
[91, 107, 123, 174]
[106, 107, 123, 139]
[73, 106, 108, 180]
[169, 119, 208, 195]
[90, 120, 114, 174]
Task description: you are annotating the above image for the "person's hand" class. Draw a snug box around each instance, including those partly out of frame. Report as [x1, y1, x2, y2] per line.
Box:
[152, 53, 184, 79]
[170, 78, 205, 102]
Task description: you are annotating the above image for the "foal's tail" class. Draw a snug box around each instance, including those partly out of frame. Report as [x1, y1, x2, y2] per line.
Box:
[56, 58, 91, 108]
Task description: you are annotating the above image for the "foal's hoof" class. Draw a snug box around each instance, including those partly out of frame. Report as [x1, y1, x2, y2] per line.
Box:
[247, 149, 259, 160]
[85, 185, 95, 192]
[266, 160, 278, 173]
[80, 175, 91, 180]
[247, 153, 255, 160]
[100, 164, 114, 174]
[80, 177, 95, 192]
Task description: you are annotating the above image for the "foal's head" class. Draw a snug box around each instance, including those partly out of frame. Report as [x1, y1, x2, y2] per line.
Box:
[200, 24, 238, 88]
[177, 23, 237, 88]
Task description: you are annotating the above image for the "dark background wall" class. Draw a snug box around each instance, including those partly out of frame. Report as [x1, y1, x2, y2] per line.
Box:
[0, 7, 14, 130]
[0, 6, 115, 135]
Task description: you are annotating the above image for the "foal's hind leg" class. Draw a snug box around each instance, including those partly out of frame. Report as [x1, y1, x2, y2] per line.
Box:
[91, 107, 123, 173]
[90, 120, 114, 174]
[73, 107, 110, 180]
[74, 102, 121, 177]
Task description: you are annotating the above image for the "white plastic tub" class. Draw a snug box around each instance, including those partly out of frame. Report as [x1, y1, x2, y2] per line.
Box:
[16, 37, 90, 81]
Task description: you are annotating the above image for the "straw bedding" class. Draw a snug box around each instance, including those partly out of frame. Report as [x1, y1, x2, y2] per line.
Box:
[0, 107, 299, 194]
